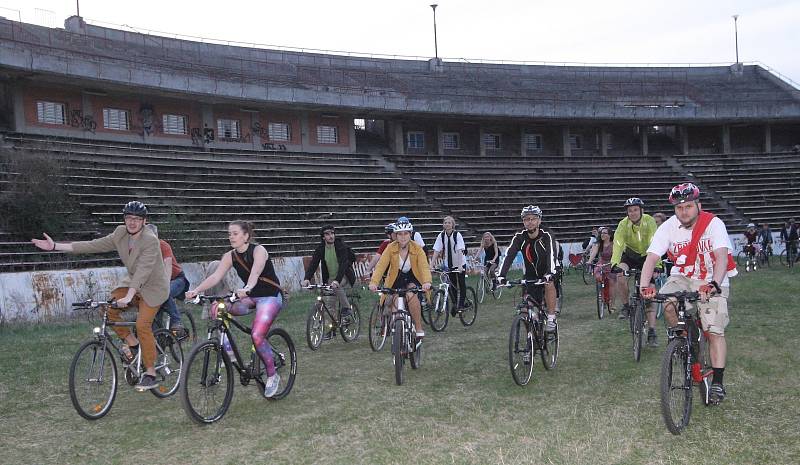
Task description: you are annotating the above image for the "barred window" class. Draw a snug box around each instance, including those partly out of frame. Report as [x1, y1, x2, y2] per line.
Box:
[317, 125, 338, 144]
[569, 134, 583, 150]
[217, 119, 241, 140]
[268, 122, 290, 142]
[162, 114, 188, 135]
[524, 133, 543, 151]
[443, 132, 460, 149]
[407, 131, 425, 149]
[36, 101, 66, 125]
[103, 108, 130, 131]
[483, 133, 501, 150]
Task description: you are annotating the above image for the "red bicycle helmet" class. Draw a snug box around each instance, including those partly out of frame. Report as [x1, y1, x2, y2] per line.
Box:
[669, 183, 700, 205]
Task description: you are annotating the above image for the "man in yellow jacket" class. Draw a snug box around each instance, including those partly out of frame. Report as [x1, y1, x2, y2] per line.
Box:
[32, 201, 169, 391]
[369, 219, 432, 340]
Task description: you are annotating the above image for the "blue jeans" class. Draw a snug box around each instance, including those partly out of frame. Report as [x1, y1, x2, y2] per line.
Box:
[161, 274, 189, 326]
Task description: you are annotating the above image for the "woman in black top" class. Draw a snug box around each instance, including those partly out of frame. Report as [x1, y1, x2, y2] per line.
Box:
[473, 232, 501, 289]
[186, 220, 284, 398]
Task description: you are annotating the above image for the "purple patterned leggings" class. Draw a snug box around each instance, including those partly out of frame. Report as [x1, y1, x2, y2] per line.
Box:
[212, 295, 283, 376]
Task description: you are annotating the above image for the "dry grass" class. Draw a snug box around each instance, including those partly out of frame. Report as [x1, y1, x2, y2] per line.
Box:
[0, 268, 798, 465]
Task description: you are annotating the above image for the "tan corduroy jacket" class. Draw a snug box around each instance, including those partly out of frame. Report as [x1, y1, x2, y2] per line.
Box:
[370, 241, 432, 297]
[71, 225, 170, 307]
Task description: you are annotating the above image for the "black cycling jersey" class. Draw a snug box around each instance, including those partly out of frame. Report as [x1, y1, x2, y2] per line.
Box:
[497, 228, 558, 280]
[231, 243, 281, 298]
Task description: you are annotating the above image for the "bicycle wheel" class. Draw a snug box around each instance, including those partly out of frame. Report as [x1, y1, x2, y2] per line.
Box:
[632, 301, 645, 362]
[492, 281, 504, 300]
[180, 309, 198, 344]
[477, 275, 487, 304]
[305, 301, 326, 350]
[393, 319, 405, 386]
[736, 251, 747, 267]
[541, 321, 559, 370]
[265, 328, 297, 400]
[340, 302, 361, 342]
[508, 315, 534, 386]
[179, 339, 234, 425]
[660, 338, 693, 435]
[430, 289, 449, 332]
[759, 251, 770, 268]
[368, 302, 388, 352]
[151, 329, 183, 398]
[459, 287, 478, 327]
[595, 281, 605, 320]
[420, 294, 431, 326]
[581, 263, 591, 285]
[69, 340, 118, 420]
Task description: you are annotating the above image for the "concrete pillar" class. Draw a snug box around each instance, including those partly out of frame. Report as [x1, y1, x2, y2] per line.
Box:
[436, 124, 444, 155]
[520, 127, 527, 156]
[348, 118, 357, 153]
[479, 126, 486, 156]
[561, 126, 571, 157]
[12, 85, 25, 132]
[640, 126, 649, 156]
[679, 125, 690, 155]
[764, 124, 772, 153]
[300, 112, 311, 151]
[387, 120, 404, 155]
[721, 124, 731, 153]
[600, 127, 608, 157]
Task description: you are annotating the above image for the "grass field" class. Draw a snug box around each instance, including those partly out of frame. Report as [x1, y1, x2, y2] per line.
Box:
[0, 267, 798, 465]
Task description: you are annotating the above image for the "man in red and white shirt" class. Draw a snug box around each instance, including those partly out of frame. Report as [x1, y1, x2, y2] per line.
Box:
[640, 182, 736, 405]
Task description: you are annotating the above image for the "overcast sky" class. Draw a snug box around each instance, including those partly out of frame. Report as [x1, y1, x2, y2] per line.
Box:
[2, 0, 799, 86]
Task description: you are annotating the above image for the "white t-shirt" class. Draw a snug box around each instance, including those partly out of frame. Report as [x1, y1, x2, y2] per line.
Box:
[647, 215, 736, 286]
[433, 230, 466, 269]
[413, 231, 425, 248]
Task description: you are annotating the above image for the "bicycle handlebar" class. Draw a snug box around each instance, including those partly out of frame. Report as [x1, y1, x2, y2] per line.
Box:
[499, 278, 550, 287]
[71, 299, 116, 309]
[652, 291, 701, 303]
[303, 284, 335, 291]
[373, 286, 426, 295]
[188, 293, 239, 305]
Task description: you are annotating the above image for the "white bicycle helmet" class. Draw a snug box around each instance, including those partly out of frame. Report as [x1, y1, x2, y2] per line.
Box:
[520, 205, 542, 218]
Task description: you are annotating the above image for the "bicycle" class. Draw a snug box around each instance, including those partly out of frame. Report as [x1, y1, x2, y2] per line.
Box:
[653, 290, 711, 435]
[736, 242, 760, 272]
[373, 286, 426, 385]
[179, 293, 296, 425]
[502, 279, 559, 386]
[68, 299, 184, 420]
[475, 262, 503, 303]
[153, 303, 198, 345]
[427, 267, 478, 331]
[620, 268, 648, 362]
[779, 240, 799, 267]
[304, 284, 361, 350]
[589, 263, 612, 320]
[756, 244, 771, 268]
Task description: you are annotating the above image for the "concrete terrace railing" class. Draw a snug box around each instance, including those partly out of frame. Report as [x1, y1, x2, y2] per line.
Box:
[1, 18, 800, 122]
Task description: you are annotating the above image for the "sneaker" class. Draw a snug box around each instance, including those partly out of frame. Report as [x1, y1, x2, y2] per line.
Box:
[170, 323, 187, 340]
[323, 330, 335, 341]
[545, 319, 557, 332]
[134, 374, 159, 392]
[415, 332, 424, 349]
[709, 383, 726, 405]
[618, 304, 630, 320]
[450, 305, 458, 317]
[340, 307, 353, 319]
[647, 330, 658, 347]
[264, 373, 281, 398]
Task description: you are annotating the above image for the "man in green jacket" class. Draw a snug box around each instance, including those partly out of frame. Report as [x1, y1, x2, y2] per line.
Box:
[610, 198, 660, 347]
[32, 201, 169, 391]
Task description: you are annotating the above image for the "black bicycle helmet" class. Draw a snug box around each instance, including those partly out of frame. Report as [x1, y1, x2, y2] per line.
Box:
[122, 201, 148, 217]
[623, 197, 645, 208]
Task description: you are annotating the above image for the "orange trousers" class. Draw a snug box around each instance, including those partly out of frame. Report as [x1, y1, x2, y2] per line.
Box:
[108, 288, 159, 369]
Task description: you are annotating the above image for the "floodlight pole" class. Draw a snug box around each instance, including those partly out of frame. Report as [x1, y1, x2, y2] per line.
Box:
[732, 14, 739, 64]
[430, 4, 439, 60]
[76, 0, 80, 17]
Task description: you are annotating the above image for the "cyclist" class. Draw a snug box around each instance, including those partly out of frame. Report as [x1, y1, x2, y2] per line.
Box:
[779, 218, 799, 265]
[146, 224, 190, 334]
[185, 220, 284, 398]
[582, 226, 599, 259]
[368, 219, 432, 341]
[742, 223, 760, 270]
[496, 205, 559, 332]
[31, 201, 169, 391]
[653, 212, 667, 227]
[366, 223, 396, 278]
[757, 223, 774, 257]
[472, 231, 501, 291]
[302, 225, 357, 321]
[640, 183, 737, 405]
[586, 226, 617, 312]
[431, 216, 469, 315]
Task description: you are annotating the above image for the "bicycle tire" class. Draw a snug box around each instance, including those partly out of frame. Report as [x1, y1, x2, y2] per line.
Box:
[430, 289, 449, 332]
[181, 309, 198, 344]
[696, 329, 713, 407]
[759, 251, 770, 268]
[632, 301, 645, 363]
[477, 275, 487, 304]
[660, 338, 693, 435]
[459, 287, 478, 327]
[492, 282, 504, 300]
[595, 281, 605, 320]
[368, 302, 388, 352]
[151, 328, 183, 398]
[393, 319, 405, 386]
[69, 340, 118, 420]
[421, 294, 431, 326]
[179, 339, 234, 425]
[339, 302, 361, 342]
[541, 320, 559, 370]
[508, 315, 534, 386]
[736, 251, 747, 267]
[581, 264, 591, 285]
[266, 328, 297, 400]
[305, 301, 325, 351]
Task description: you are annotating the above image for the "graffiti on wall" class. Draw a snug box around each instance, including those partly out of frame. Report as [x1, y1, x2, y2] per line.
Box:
[69, 110, 97, 133]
